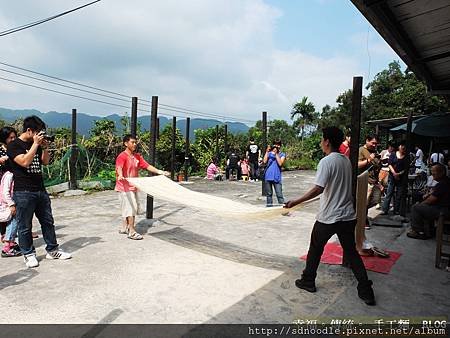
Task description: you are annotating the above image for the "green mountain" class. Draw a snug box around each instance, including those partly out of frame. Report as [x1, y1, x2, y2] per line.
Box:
[0, 107, 250, 139]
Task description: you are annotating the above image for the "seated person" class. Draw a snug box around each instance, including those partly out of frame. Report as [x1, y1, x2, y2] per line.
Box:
[407, 163, 450, 239]
[240, 157, 250, 180]
[226, 150, 241, 180]
[206, 159, 222, 180]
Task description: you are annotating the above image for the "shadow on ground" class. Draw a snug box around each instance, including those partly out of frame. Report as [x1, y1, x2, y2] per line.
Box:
[0, 269, 39, 291]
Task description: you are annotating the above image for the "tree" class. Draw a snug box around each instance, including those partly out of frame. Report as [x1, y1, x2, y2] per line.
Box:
[84, 119, 120, 163]
[363, 61, 448, 121]
[267, 119, 297, 145]
[155, 124, 185, 172]
[318, 90, 353, 131]
[190, 126, 228, 173]
[291, 96, 317, 141]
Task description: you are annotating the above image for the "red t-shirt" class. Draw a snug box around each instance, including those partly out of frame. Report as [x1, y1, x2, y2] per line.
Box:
[339, 142, 350, 158]
[114, 151, 149, 192]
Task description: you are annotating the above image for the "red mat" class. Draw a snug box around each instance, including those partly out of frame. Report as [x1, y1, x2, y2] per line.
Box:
[300, 242, 402, 274]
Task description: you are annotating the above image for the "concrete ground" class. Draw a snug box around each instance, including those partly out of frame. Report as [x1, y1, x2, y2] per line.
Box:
[0, 170, 448, 324]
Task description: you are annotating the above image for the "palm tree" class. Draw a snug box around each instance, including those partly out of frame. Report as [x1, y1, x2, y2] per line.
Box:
[291, 96, 316, 142]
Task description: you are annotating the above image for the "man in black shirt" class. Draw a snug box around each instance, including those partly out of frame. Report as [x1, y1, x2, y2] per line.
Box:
[7, 116, 71, 268]
[407, 163, 450, 239]
[246, 138, 260, 181]
[225, 150, 241, 180]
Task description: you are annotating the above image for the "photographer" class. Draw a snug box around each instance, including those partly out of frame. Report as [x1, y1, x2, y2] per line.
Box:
[263, 140, 285, 207]
[7, 115, 71, 268]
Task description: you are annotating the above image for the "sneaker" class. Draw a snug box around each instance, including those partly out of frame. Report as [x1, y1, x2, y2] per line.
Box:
[1, 248, 22, 257]
[357, 280, 376, 306]
[24, 254, 39, 268]
[46, 250, 72, 260]
[295, 278, 317, 293]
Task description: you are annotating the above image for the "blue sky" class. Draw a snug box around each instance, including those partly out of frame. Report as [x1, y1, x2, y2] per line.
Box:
[267, 0, 401, 84]
[0, 0, 403, 123]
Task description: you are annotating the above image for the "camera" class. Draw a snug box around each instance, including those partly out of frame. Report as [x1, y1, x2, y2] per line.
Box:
[39, 130, 55, 142]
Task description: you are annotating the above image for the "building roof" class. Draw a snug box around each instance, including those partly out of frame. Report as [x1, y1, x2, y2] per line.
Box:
[365, 115, 425, 129]
[351, 0, 450, 95]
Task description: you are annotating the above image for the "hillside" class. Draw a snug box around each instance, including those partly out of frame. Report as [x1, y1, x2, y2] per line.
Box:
[0, 108, 250, 139]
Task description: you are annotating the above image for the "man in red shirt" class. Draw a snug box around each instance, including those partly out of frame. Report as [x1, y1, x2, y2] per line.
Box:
[115, 134, 169, 240]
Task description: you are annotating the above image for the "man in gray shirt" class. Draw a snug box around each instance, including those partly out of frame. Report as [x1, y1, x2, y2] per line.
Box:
[285, 127, 375, 306]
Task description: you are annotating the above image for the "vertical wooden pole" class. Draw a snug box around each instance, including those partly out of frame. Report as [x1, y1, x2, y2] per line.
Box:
[146, 96, 158, 219]
[184, 117, 190, 181]
[224, 124, 228, 163]
[261, 111, 267, 196]
[350, 77, 363, 206]
[131, 97, 138, 138]
[156, 117, 160, 140]
[215, 125, 219, 161]
[171, 116, 176, 181]
[69, 108, 78, 190]
[402, 108, 414, 215]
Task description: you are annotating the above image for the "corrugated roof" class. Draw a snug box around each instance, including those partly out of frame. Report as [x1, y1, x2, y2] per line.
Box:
[351, 0, 450, 95]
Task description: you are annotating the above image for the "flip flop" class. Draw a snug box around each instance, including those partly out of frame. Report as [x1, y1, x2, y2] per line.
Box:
[127, 232, 143, 240]
[118, 228, 129, 234]
[372, 246, 390, 258]
[358, 248, 375, 257]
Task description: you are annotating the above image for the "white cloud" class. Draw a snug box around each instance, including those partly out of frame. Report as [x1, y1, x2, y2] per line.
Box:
[0, 0, 364, 124]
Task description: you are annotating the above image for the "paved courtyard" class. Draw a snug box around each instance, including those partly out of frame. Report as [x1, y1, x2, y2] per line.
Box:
[0, 170, 448, 325]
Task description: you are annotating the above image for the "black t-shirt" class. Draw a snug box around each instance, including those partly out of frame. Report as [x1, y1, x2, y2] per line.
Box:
[247, 143, 259, 162]
[228, 152, 240, 167]
[388, 152, 408, 177]
[7, 139, 45, 192]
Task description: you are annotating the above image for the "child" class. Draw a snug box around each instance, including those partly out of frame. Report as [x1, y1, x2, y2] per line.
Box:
[0, 169, 21, 257]
[240, 157, 250, 181]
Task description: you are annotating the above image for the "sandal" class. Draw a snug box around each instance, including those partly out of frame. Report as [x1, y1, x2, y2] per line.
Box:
[372, 246, 390, 258]
[127, 232, 143, 240]
[118, 228, 129, 234]
[358, 248, 375, 257]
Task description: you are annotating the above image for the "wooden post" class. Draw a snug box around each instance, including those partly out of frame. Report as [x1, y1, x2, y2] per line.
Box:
[146, 96, 158, 219]
[224, 124, 228, 162]
[402, 108, 414, 216]
[261, 111, 267, 196]
[69, 108, 78, 190]
[184, 117, 190, 181]
[350, 77, 363, 206]
[171, 116, 176, 181]
[131, 97, 138, 138]
[156, 117, 160, 140]
[215, 125, 219, 161]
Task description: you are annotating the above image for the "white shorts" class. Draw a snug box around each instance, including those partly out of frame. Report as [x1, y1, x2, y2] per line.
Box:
[118, 191, 141, 217]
